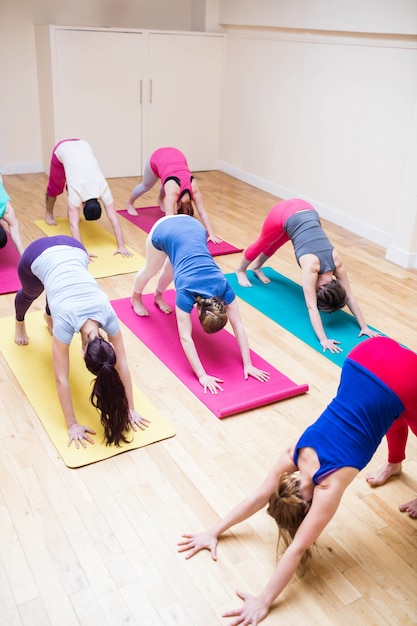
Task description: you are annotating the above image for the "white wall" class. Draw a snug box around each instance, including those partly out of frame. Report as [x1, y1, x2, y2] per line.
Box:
[217, 3, 417, 267]
[219, 0, 417, 36]
[0, 0, 195, 174]
[0, 0, 416, 266]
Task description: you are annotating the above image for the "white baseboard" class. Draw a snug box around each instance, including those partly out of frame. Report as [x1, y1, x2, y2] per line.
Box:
[219, 161, 397, 254]
[1, 162, 44, 175]
[385, 244, 417, 269]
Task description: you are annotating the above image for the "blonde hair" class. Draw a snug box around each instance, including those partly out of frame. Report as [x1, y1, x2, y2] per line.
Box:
[195, 295, 228, 334]
[267, 472, 312, 572]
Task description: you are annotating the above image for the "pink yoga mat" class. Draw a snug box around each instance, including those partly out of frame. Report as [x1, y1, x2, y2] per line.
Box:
[0, 239, 21, 294]
[112, 291, 308, 418]
[118, 207, 243, 257]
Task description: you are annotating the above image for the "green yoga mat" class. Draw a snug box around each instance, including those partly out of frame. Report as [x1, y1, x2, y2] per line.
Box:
[225, 267, 382, 368]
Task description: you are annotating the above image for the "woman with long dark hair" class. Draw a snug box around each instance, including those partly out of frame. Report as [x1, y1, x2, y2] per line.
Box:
[14, 235, 148, 448]
[179, 336, 417, 624]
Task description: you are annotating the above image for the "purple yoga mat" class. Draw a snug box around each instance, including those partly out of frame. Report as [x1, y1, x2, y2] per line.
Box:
[112, 290, 308, 418]
[118, 207, 243, 257]
[0, 239, 21, 294]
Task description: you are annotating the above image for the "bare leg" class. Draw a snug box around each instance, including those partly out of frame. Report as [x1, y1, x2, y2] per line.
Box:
[236, 257, 253, 287]
[399, 497, 417, 518]
[44, 312, 53, 335]
[126, 201, 139, 216]
[252, 253, 271, 284]
[15, 320, 29, 345]
[131, 233, 168, 317]
[126, 159, 158, 216]
[131, 292, 149, 316]
[45, 194, 57, 226]
[366, 462, 402, 486]
[154, 290, 172, 314]
[153, 258, 173, 313]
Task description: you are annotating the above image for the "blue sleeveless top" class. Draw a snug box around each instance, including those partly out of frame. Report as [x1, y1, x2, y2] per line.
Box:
[294, 359, 405, 483]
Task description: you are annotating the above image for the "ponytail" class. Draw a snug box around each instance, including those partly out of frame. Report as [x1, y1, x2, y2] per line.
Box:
[84, 336, 131, 446]
[195, 295, 228, 334]
[267, 472, 312, 572]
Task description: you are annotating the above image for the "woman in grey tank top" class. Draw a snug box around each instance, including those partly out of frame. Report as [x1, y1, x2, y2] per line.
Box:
[236, 199, 378, 353]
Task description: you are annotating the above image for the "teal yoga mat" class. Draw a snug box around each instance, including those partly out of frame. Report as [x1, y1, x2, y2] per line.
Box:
[225, 267, 382, 367]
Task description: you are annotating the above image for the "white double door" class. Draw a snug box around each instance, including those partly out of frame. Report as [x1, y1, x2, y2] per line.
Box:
[53, 28, 224, 178]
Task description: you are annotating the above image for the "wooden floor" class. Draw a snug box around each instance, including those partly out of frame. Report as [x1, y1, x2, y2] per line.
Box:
[1, 171, 417, 625]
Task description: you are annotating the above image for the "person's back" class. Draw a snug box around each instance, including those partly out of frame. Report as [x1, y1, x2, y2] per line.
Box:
[30, 241, 117, 344]
[55, 139, 108, 203]
[349, 336, 417, 411]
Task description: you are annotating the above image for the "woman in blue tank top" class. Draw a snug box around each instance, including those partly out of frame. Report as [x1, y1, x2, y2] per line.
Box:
[178, 337, 417, 624]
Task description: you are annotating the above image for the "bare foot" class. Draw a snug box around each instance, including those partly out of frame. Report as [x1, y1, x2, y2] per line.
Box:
[399, 497, 417, 518]
[131, 293, 149, 316]
[45, 212, 57, 226]
[44, 312, 53, 335]
[236, 269, 252, 287]
[15, 320, 29, 345]
[126, 202, 139, 216]
[154, 292, 172, 314]
[253, 268, 271, 284]
[366, 462, 402, 486]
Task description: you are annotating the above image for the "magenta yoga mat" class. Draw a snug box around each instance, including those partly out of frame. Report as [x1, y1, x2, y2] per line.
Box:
[118, 207, 243, 257]
[112, 291, 308, 418]
[0, 239, 21, 294]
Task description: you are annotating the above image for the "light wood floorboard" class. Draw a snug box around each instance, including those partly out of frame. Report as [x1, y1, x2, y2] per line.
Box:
[0, 171, 416, 625]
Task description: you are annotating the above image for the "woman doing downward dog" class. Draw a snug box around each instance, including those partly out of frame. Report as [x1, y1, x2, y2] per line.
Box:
[15, 235, 148, 448]
[236, 198, 378, 353]
[131, 214, 270, 394]
[179, 336, 417, 624]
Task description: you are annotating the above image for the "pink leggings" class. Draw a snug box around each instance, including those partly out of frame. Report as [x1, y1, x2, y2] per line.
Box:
[46, 139, 79, 197]
[348, 337, 417, 464]
[244, 198, 315, 261]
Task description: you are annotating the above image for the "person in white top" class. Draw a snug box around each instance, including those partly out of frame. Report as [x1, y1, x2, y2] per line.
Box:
[45, 138, 132, 258]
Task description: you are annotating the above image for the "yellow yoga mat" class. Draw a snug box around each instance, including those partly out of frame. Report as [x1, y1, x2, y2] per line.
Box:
[1, 312, 176, 468]
[34, 217, 143, 279]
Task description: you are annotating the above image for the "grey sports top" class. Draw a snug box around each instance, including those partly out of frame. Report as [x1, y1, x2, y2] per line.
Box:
[284, 210, 335, 274]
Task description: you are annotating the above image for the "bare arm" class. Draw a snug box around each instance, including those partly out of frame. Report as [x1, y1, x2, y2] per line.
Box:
[109, 330, 149, 430]
[300, 257, 342, 353]
[226, 299, 270, 381]
[224, 470, 355, 624]
[51, 337, 96, 447]
[178, 448, 297, 559]
[2, 203, 24, 254]
[191, 179, 222, 243]
[103, 202, 133, 257]
[67, 202, 83, 244]
[334, 255, 379, 338]
[161, 183, 179, 215]
[176, 306, 224, 394]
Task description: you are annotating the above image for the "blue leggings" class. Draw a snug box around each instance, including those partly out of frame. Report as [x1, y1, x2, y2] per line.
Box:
[15, 236, 86, 321]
